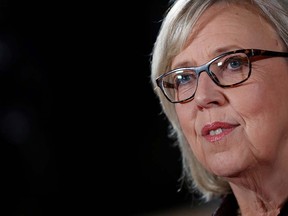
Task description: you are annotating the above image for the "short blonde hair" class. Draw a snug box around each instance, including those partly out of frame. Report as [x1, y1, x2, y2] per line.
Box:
[150, 0, 288, 201]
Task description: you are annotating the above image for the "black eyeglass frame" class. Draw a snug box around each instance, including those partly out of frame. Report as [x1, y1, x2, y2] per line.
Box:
[156, 49, 288, 103]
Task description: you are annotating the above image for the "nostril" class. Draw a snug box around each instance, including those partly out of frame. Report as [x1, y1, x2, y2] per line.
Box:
[196, 103, 205, 111]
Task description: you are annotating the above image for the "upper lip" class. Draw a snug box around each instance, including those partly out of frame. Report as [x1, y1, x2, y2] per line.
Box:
[201, 121, 240, 136]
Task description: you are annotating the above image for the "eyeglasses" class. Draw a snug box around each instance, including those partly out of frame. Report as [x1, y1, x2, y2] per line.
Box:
[156, 49, 288, 103]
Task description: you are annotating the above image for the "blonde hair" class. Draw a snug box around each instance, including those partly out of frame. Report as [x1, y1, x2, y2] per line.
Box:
[150, 0, 288, 201]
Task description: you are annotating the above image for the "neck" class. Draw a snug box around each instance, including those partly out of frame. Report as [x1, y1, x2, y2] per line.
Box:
[226, 163, 288, 216]
[229, 175, 288, 216]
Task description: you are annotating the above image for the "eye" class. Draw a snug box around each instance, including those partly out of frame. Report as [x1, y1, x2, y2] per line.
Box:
[174, 71, 197, 87]
[226, 56, 246, 70]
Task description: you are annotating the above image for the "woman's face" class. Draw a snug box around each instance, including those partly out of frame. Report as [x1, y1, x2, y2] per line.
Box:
[173, 3, 288, 177]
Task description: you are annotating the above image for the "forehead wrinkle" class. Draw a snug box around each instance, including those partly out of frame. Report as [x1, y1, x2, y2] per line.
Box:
[172, 44, 243, 70]
[172, 60, 195, 70]
[187, 1, 268, 42]
[177, 3, 283, 64]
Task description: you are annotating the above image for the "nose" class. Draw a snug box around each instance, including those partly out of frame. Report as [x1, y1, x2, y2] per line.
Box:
[193, 72, 226, 109]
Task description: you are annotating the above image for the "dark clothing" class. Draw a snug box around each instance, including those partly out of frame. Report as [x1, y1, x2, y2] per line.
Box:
[212, 194, 239, 216]
[212, 193, 288, 216]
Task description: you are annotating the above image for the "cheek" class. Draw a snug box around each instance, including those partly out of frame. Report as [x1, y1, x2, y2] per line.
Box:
[175, 104, 205, 157]
[175, 104, 195, 136]
[231, 73, 288, 158]
[238, 68, 288, 120]
[175, 105, 195, 150]
[232, 85, 264, 116]
[230, 68, 277, 119]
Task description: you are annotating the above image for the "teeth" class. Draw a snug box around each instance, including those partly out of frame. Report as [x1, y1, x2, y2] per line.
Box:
[209, 128, 223, 136]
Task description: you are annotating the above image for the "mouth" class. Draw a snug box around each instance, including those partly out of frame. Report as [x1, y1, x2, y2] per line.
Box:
[208, 128, 224, 136]
[202, 121, 239, 142]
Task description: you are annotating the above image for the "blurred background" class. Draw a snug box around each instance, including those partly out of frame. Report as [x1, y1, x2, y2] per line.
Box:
[100, 0, 219, 215]
[0, 0, 219, 215]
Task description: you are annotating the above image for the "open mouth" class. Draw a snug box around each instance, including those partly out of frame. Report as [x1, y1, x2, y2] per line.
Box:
[202, 122, 239, 142]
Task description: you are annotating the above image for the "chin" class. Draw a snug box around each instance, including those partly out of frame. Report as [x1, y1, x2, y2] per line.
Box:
[206, 156, 249, 178]
[212, 168, 243, 178]
[204, 147, 254, 175]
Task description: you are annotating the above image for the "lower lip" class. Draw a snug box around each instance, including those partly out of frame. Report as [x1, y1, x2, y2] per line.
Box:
[204, 128, 235, 143]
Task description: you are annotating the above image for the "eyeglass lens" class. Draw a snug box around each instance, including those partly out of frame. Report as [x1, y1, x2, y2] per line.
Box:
[160, 53, 250, 102]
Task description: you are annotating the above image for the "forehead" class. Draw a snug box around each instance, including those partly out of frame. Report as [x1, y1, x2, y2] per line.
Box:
[194, 2, 279, 45]
[172, 2, 283, 66]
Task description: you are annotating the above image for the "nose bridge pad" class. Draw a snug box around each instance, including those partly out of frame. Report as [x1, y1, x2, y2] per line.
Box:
[197, 67, 216, 84]
[196, 64, 209, 80]
[195, 69, 220, 97]
[209, 71, 220, 83]
[194, 65, 219, 97]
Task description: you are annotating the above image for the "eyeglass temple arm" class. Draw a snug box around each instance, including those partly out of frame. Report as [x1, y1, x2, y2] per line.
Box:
[251, 49, 288, 57]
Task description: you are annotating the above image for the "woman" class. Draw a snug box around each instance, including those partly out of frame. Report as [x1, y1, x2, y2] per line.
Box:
[150, 0, 288, 215]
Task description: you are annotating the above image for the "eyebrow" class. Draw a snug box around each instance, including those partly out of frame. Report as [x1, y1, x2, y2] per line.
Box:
[171, 61, 194, 70]
[171, 45, 243, 69]
[213, 45, 242, 56]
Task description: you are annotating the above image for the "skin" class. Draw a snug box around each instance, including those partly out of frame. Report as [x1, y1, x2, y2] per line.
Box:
[173, 2, 288, 215]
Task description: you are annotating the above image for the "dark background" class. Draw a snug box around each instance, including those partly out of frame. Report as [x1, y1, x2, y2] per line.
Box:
[0, 1, 198, 215]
